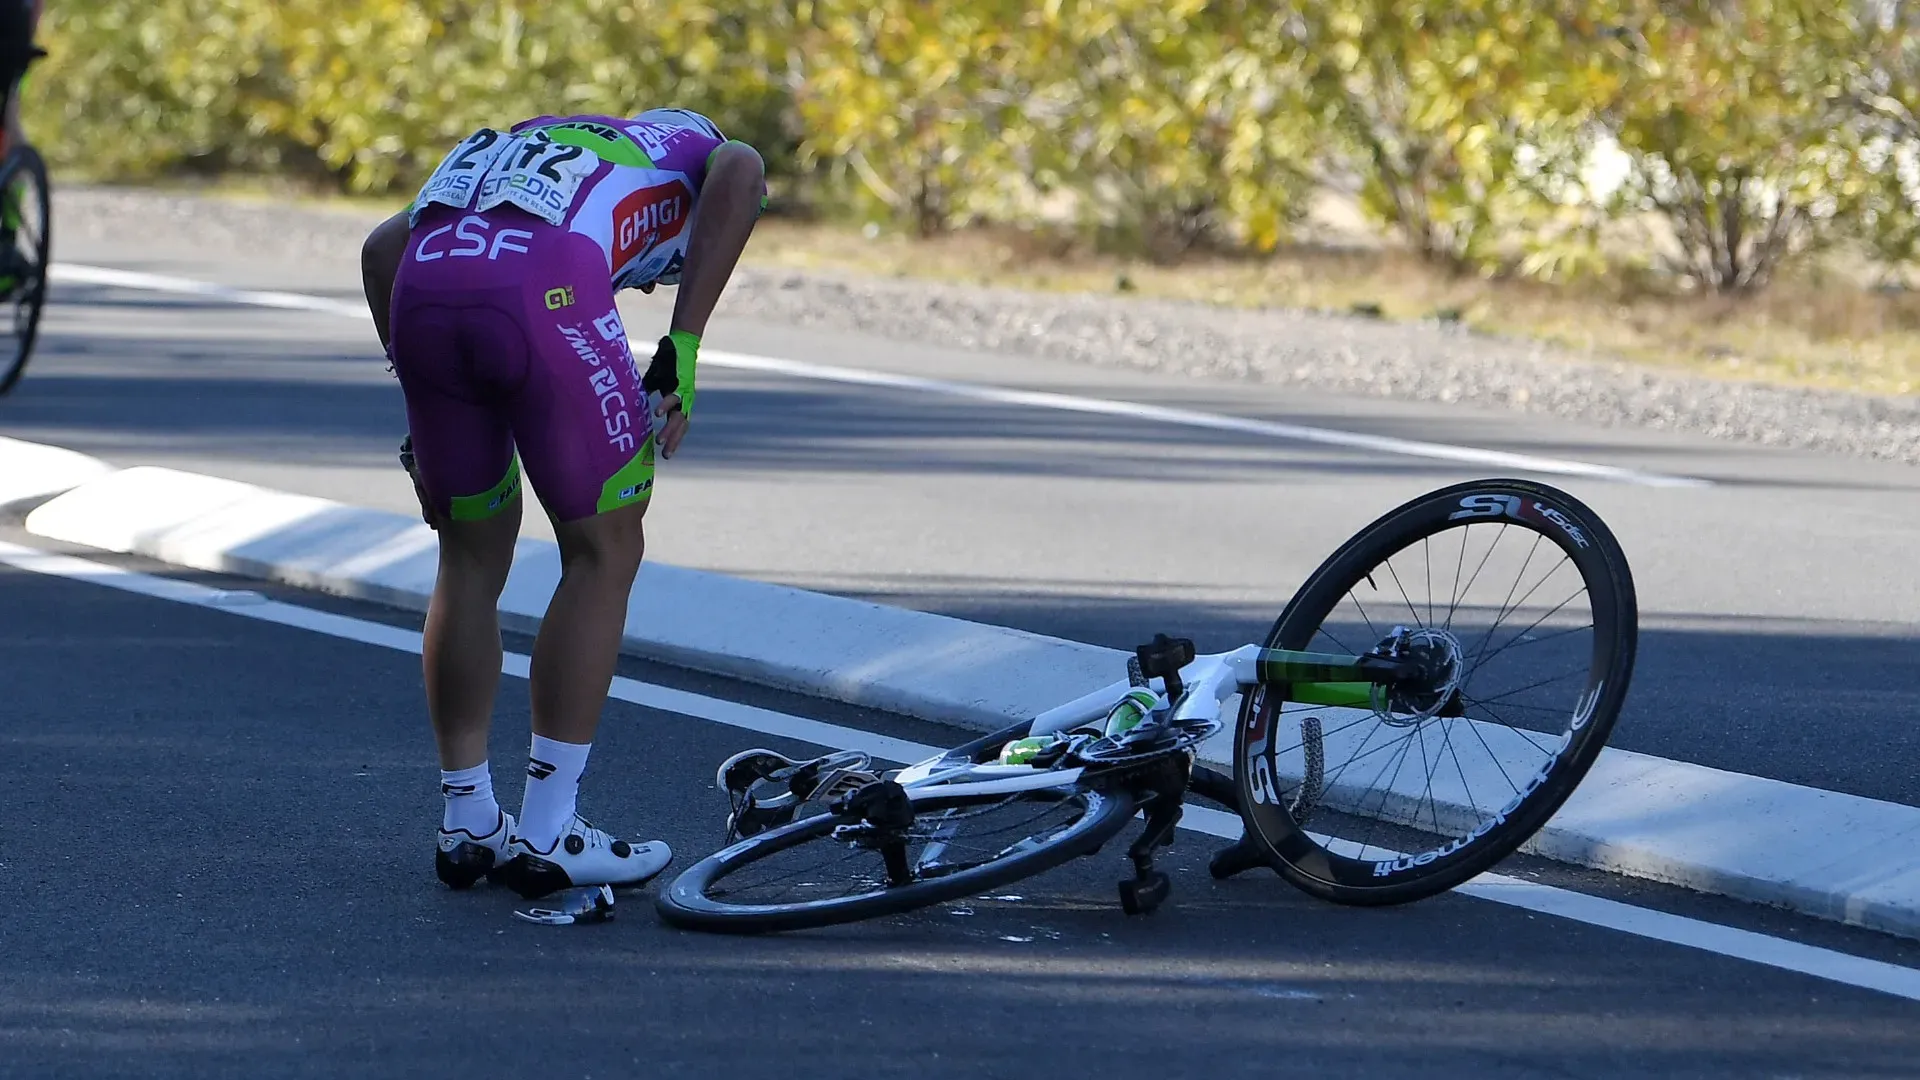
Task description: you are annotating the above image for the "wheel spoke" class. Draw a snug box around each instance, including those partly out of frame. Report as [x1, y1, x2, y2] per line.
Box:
[1344, 585, 1383, 643]
[1449, 522, 1509, 632]
[1444, 524, 1472, 631]
[1415, 719, 1442, 837]
[1474, 534, 1546, 649]
[1354, 718, 1421, 862]
[1439, 716, 1483, 822]
[1459, 711, 1526, 797]
[1471, 614, 1592, 671]
[1475, 562, 1582, 654]
[1382, 555, 1425, 628]
[1462, 665, 1588, 707]
[1423, 536, 1435, 627]
[1460, 696, 1561, 758]
[1268, 702, 1387, 759]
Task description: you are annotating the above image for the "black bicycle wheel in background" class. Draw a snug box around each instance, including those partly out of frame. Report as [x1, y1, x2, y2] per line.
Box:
[1236, 478, 1636, 906]
[657, 786, 1136, 934]
[0, 142, 49, 396]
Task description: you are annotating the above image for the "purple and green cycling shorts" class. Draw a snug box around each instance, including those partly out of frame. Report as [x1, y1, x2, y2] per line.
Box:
[389, 203, 654, 524]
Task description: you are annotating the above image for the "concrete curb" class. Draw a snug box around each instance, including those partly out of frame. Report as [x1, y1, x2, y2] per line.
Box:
[21, 465, 1128, 735]
[0, 435, 113, 510]
[10, 445, 1920, 941]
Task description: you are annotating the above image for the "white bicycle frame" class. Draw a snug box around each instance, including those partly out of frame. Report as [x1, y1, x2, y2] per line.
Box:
[884, 645, 1266, 798]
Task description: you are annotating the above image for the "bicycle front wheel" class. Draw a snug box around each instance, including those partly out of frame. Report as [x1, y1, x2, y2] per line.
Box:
[0, 143, 49, 397]
[1236, 478, 1636, 905]
[656, 786, 1135, 934]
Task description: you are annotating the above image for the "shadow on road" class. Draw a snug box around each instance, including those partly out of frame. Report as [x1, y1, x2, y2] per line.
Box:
[4, 561, 1917, 1078]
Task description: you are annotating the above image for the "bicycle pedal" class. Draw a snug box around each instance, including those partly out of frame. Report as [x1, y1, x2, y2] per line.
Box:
[1118, 870, 1171, 915]
[1207, 834, 1280, 880]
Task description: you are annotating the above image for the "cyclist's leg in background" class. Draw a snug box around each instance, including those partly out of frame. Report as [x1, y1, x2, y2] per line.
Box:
[388, 226, 530, 775]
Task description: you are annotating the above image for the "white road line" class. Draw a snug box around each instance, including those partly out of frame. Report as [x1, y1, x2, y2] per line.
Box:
[48, 262, 1711, 489]
[4, 538, 1914, 1002]
[50, 263, 372, 320]
[703, 351, 1711, 489]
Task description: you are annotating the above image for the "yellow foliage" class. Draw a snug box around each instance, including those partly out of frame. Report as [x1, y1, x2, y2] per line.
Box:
[18, 0, 1913, 280]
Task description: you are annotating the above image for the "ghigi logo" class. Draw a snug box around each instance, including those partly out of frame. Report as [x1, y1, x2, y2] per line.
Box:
[611, 179, 693, 266]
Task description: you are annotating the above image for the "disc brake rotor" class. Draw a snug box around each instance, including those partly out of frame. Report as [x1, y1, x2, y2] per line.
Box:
[1371, 627, 1464, 728]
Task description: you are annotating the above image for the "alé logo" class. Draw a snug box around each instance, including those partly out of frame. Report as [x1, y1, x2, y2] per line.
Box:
[612, 179, 693, 266]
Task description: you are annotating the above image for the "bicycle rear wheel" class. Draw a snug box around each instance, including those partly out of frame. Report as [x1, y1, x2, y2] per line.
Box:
[657, 785, 1135, 934]
[0, 143, 48, 396]
[1236, 478, 1636, 905]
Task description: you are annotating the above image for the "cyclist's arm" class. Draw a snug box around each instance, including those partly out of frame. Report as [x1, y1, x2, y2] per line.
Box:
[669, 141, 765, 340]
[646, 141, 763, 458]
[361, 210, 411, 350]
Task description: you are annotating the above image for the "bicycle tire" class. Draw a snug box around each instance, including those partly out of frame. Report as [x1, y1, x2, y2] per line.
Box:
[657, 785, 1136, 934]
[0, 143, 48, 397]
[1236, 478, 1636, 906]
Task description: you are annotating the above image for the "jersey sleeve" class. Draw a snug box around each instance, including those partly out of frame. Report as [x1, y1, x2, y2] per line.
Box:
[623, 110, 727, 180]
[624, 108, 766, 207]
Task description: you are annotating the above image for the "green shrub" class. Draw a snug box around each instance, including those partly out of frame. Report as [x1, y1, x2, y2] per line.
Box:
[21, 0, 1915, 283]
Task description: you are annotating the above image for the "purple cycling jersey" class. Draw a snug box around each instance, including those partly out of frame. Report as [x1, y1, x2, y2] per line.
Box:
[389, 109, 739, 522]
[413, 108, 740, 293]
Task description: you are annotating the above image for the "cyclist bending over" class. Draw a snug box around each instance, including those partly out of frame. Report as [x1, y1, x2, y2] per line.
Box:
[359, 108, 765, 899]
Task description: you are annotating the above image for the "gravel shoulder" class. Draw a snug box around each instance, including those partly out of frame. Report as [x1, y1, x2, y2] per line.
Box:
[56, 184, 1920, 464]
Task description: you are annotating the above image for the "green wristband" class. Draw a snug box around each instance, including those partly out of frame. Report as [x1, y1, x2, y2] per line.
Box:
[669, 329, 701, 417]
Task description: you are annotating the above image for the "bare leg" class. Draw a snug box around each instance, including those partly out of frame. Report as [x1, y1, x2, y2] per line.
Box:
[501, 498, 670, 894]
[528, 499, 650, 743]
[422, 498, 522, 769]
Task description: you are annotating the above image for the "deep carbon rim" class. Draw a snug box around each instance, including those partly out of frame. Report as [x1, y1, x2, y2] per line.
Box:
[1238, 480, 1635, 901]
[0, 144, 49, 396]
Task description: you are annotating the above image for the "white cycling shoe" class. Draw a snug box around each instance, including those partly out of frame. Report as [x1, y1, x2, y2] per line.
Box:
[436, 809, 516, 890]
[496, 814, 672, 900]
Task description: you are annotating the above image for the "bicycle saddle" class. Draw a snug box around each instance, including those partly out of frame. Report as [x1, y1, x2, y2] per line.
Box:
[716, 748, 880, 839]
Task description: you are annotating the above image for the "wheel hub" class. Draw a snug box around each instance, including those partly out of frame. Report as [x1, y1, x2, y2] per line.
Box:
[1372, 627, 1464, 727]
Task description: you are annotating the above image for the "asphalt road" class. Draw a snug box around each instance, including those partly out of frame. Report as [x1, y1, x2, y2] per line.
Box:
[4, 533, 1919, 1079]
[5, 205, 1920, 1075]
[3, 216, 1919, 809]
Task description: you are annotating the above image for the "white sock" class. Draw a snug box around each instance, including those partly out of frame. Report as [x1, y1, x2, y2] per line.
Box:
[440, 761, 502, 837]
[517, 735, 592, 850]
